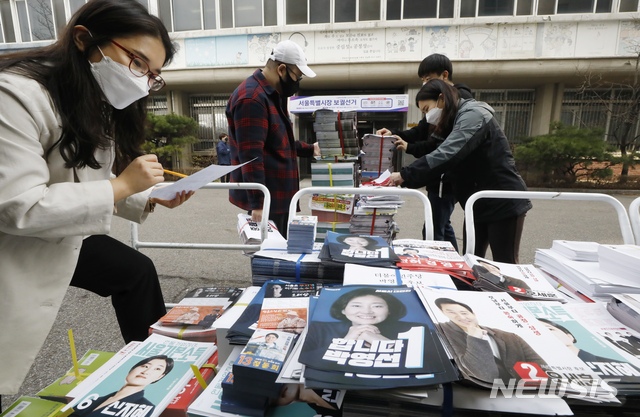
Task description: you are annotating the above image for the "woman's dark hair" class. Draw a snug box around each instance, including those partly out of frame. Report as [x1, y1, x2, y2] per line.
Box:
[415, 79, 459, 137]
[335, 235, 378, 251]
[537, 318, 576, 344]
[330, 287, 407, 322]
[435, 297, 474, 314]
[0, 0, 176, 172]
[130, 354, 174, 383]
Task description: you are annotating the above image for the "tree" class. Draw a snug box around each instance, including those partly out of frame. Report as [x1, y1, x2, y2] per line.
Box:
[143, 113, 199, 170]
[577, 23, 640, 182]
[515, 122, 616, 185]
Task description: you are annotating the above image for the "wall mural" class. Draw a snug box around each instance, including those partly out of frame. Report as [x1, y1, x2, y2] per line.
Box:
[176, 20, 640, 69]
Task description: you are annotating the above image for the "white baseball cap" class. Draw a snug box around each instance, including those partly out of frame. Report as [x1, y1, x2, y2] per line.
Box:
[269, 40, 316, 78]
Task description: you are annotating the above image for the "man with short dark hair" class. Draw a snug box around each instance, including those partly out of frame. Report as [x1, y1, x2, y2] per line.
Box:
[378, 54, 472, 250]
[216, 133, 231, 183]
[227, 40, 320, 237]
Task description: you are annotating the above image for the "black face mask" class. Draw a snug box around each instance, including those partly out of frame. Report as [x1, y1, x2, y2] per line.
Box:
[279, 69, 300, 97]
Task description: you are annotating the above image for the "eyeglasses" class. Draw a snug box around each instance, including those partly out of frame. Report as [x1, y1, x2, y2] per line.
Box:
[110, 40, 166, 91]
[286, 66, 303, 82]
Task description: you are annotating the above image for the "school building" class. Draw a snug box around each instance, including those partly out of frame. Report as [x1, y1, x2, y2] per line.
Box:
[1, 0, 639, 175]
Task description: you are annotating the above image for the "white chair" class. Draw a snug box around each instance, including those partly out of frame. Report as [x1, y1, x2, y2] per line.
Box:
[630, 196, 640, 245]
[463, 190, 635, 256]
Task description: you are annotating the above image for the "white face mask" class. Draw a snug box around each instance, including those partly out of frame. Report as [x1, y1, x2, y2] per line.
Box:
[89, 47, 150, 110]
[425, 106, 443, 125]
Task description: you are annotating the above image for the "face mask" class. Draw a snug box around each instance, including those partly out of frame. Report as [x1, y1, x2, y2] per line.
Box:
[425, 107, 443, 125]
[279, 70, 300, 98]
[89, 47, 150, 109]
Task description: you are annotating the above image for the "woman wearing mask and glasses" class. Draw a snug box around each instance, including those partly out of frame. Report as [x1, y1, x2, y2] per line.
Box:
[0, 0, 193, 395]
[389, 79, 531, 265]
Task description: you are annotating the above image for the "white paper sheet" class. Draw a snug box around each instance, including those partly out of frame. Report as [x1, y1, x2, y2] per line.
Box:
[149, 159, 254, 200]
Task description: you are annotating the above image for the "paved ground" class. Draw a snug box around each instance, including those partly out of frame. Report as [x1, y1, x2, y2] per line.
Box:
[3, 179, 639, 410]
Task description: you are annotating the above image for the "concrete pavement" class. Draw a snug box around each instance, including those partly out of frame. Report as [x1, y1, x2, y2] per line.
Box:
[3, 180, 639, 409]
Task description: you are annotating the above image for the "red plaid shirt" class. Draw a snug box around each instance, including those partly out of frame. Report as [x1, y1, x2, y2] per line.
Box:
[226, 69, 314, 214]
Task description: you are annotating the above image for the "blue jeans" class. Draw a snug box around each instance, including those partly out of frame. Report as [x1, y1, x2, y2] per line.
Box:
[423, 190, 458, 251]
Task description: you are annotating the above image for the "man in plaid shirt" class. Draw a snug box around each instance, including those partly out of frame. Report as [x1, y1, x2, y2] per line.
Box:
[227, 40, 319, 238]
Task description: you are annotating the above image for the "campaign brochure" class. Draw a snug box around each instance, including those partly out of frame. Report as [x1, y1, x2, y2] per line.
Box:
[287, 216, 317, 254]
[158, 287, 243, 327]
[522, 300, 640, 394]
[298, 285, 458, 390]
[417, 289, 617, 402]
[188, 346, 344, 417]
[342, 263, 457, 291]
[62, 334, 216, 417]
[37, 350, 115, 403]
[464, 254, 566, 301]
[392, 239, 474, 283]
[320, 231, 400, 268]
[0, 397, 71, 417]
[237, 214, 285, 250]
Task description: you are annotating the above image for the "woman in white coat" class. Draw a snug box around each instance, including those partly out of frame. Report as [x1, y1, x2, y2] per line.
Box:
[0, 0, 192, 395]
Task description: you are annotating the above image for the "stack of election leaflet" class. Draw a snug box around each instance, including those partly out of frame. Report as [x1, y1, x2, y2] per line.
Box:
[392, 239, 475, 284]
[237, 213, 285, 252]
[0, 397, 70, 417]
[311, 161, 355, 187]
[250, 239, 344, 285]
[37, 350, 115, 403]
[535, 246, 640, 299]
[226, 281, 321, 345]
[551, 240, 600, 262]
[298, 285, 459, 390]
[464, 254, 566, 301]
[287, 215, 317, 254]
[360, 134, 396, 180]
[350, 170, 401, 242]
[188, 346, 344, 417]
[62, 334, 216, 417]
[607, 294, 640, 333]
[522, 300, 640, 395]
[150, 287, 243, 342]
[342, 263, 458, 291]
[313, 109, 359, 157]
[319, 231, 400, 268]
[417, 290, 618, 402]
[162, 351, 218, 417]
[597, 244, 640, 279]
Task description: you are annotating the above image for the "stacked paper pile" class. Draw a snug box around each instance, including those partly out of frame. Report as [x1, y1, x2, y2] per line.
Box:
[311, 161, 355, 187]
[607, 294, 640, 333]
[150, 287, 243, 342]
[298, 285, 459, 390]
[392, 239, 474, 284]
[598, 244, 640, 278]
[286, 215, 317, 254]
[250, 240, 345, 285]
[360, 133, 396, 180]
[535, 243, 640, 299]
[236, 213, 285, 253]
[319, 231, 400, 268]
[551, 239, 599, 261]
[313, 109, 358, 157]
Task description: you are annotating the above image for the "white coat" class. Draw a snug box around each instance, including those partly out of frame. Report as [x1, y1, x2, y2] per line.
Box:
[0, 72, 150, 394]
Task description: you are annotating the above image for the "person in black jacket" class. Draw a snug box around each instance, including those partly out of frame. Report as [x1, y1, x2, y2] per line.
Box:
[377, 54, 471, 250]
[390, 80, 531, 264]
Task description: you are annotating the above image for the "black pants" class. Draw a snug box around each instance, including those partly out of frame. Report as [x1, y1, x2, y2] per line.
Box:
[462, 213, 526, 264]
[250, 210, 289, 239]
[70, 235, 166, 343]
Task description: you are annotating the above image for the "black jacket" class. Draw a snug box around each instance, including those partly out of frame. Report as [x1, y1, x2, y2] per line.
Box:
[393, 84, 473, 195]
[400, 99, 532, 223]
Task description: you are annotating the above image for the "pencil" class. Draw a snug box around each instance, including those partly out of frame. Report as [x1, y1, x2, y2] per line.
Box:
[163, 169, 188, 178]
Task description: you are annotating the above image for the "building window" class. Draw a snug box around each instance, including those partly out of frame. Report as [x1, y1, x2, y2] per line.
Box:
[620, 0, 639, 12]
[286, 0, 382, 24]
[387, 0, 449, 20]
[562, 88, 640, 145]
[148, 94, 169, 115]
[474, 89, 535, 143]
[190, 94, 230, 152]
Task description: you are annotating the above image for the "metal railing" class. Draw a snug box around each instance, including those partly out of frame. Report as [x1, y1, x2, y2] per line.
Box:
[130, 182, 271, 253]
[287, 186, 434, 239]
[463, 190, 635, 256]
